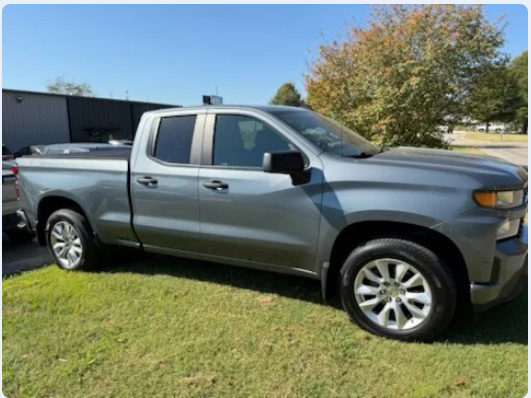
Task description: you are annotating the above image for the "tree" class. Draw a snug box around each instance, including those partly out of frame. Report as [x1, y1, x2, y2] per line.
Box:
[510, 50, 528, 133]
[466, 64, 522, 132]
[305, 5, 505, 147]
[270, 83, 302, 107]
[46, 76, 96, 97]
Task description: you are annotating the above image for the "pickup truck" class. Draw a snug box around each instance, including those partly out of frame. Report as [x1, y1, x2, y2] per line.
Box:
[15, 105, 528, 341]
[3, 161, 35, 243]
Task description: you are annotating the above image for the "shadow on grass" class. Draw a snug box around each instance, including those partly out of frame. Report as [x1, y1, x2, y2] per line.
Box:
[96, 248, 527, 346]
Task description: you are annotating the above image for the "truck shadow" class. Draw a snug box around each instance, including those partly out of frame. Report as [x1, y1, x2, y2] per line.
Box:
[96, 248, 527, 346]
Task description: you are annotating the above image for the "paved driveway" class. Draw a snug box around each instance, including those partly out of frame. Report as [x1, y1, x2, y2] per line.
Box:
[447, 132, 528, 166]
[2, 234, 51, 277]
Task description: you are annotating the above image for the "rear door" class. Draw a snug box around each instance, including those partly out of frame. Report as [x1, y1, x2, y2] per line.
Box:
[130, 109, 205, 252]
[198, 110, 324, 272]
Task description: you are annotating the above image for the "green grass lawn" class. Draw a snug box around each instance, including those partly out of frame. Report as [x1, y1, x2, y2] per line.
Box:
[3, 253, 528, 398]
[450, 146, 485, 155]
[465, 132, 529, 143]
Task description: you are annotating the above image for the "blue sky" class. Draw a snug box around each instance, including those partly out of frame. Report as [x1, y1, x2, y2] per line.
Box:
[2, 4, 528, 106]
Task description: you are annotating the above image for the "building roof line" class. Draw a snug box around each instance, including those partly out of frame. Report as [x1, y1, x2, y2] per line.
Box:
[2, 88, 180, 108]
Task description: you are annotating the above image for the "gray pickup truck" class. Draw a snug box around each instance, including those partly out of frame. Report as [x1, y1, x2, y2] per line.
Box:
[15, 105, 528, 341]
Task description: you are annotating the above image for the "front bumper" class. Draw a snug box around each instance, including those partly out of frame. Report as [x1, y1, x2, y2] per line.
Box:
[471, 224, 528, 312]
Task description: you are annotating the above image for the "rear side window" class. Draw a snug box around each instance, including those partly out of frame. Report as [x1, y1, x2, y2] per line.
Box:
[153, 116, 196, 164]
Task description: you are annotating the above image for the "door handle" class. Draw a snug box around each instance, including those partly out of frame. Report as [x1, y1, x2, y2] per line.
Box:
[203, 180, 229, 190]
[137, 176, 158, 187]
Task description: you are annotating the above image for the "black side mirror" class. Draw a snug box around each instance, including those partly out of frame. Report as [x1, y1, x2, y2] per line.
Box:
[263, 151, 305, 174]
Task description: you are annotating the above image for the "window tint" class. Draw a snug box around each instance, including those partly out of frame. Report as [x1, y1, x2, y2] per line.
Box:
[153, 116, 196, 164]
[213, 115, 292, 167]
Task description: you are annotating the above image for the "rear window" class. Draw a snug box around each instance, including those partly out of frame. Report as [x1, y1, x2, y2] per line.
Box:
[153, 116, 196, 164]
[3, 145, 12, 155]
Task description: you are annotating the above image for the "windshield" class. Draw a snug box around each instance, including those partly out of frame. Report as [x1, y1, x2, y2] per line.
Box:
[270, 110, 379, 157]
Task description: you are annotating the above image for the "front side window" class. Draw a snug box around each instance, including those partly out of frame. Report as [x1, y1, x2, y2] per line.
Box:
[153, 115, 196, 164]
[213, 115, 292, 167]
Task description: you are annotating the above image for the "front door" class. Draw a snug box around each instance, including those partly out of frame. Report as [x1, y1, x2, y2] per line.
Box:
[198, 112, 323, 271]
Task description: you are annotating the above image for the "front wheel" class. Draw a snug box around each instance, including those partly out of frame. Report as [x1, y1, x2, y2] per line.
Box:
[340, 238, 456, 341]
[46, 209, 101, 271]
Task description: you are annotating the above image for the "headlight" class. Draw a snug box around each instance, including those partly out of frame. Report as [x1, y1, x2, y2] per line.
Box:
[497, 219, 521, 240]
[474, 189, 524, 209]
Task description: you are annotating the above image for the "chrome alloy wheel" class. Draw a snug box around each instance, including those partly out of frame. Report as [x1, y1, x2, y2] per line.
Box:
[354, 258, 433, 331]
[50, 221, 83, 269]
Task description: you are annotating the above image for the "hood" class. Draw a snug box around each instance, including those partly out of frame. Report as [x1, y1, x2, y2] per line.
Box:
[369, 146, 528, 189]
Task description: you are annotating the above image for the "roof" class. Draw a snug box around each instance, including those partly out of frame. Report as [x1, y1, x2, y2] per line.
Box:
[146, 104, 308, 116]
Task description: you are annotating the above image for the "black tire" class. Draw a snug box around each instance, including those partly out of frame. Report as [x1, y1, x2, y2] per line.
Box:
[6, 229, 35, 244]
[340, 238, 456, 342]
[46, 209, 101, 271]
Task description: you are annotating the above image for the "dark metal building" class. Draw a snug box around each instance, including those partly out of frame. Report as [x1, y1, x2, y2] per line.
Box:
[2, 89, 179, 152]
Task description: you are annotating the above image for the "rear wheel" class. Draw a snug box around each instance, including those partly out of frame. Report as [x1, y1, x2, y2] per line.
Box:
[46, 209, 101, 271]
[340, 238, 456, 341]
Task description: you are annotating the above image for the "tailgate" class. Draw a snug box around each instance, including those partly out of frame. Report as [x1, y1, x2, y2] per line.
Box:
[3, 166, 16, 202]
[3, 164, 18, 216]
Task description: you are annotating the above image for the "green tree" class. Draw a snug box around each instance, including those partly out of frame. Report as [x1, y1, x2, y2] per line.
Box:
[46, 76, 96, 97]
[510, 50, 528, 133]
[305, 5, 505, 147]
[270, 83, 302, 107]
[467, 64, 522, 133]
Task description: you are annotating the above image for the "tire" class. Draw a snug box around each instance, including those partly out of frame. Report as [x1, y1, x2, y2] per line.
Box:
[46, 209, 101, 271]
[340, 238, 456, 342]
[6, 229, 35, 244]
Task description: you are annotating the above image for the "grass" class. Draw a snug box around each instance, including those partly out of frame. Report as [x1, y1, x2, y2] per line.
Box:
[465, 132, 528, 143]
[3, 252, 528, 398]
[450, 146, 485, 155]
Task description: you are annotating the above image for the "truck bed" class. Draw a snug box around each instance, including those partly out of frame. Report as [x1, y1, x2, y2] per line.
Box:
[31, 147, 132, 159]
[16, 153, 138, 246]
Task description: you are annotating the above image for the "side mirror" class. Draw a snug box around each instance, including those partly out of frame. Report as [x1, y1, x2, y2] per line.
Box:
[263, 150, 305, 174]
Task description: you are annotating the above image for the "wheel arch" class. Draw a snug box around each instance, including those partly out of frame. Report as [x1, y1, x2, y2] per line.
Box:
[36, 194, 92, 246]
[323, 220, 471, 311]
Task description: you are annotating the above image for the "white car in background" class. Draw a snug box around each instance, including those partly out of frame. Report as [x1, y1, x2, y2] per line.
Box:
[477, 123, 507, 133]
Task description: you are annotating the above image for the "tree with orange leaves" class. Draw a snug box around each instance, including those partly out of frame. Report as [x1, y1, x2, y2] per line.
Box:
[306, 5, 505, 147]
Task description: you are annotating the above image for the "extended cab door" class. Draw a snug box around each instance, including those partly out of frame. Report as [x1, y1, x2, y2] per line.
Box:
[198, 109, 324, 272]
[130, 109, 206, 253]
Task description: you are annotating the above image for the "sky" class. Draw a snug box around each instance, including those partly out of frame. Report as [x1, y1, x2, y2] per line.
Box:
[2, 4, 528, 106]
